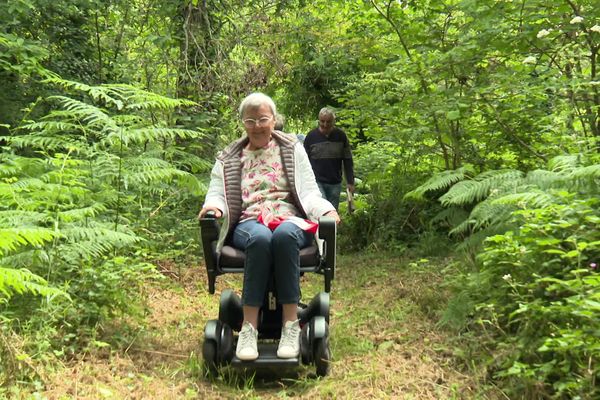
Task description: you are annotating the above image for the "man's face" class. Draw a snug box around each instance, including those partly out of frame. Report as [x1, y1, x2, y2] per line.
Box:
[318, 115, 334, 135]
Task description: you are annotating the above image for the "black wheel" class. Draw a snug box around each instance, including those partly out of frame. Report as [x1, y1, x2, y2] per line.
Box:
[202, 339, 218, 376]
[220, 323, 234, 363]
[300, 322, 311, 364]
[314, 338, 331, 377]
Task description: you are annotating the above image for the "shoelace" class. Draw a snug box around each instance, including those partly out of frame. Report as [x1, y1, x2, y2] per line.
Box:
[238, 325, 256, 349]
[280, 323, 300, 348]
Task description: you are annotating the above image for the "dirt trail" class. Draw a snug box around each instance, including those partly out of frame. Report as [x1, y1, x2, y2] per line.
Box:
[39, 254, 488, 399]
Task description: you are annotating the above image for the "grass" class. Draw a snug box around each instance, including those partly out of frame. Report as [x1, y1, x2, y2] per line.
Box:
[5, 252, 504, 399]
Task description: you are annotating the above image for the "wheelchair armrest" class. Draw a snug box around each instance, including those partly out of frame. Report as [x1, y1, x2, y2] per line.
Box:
[199, 211, 221, 294]
[318, 216, 337, 291]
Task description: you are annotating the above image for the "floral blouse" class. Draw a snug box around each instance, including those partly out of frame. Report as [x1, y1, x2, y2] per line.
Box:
[239, 139, 300, 223]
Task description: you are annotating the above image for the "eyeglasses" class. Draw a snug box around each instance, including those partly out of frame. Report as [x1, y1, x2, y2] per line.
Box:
[242, 115, 273, 128]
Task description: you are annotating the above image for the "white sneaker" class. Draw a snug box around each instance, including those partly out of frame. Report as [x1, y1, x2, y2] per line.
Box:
[236, 321, 258, 361]
[277, 319, 301, 358]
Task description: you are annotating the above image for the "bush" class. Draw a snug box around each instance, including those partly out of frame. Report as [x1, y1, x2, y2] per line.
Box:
[448, 196, 599, 399]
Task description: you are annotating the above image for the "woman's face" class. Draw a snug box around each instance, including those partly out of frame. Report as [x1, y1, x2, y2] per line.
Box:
[243, 103, 275, 150]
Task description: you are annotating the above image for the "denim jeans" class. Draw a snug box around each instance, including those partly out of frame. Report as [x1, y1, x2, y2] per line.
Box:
[317, 182, 342, 210]
[233, 219, 313, 307]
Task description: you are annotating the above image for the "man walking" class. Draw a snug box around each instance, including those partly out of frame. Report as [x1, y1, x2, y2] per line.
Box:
[304, 107, 355, 210]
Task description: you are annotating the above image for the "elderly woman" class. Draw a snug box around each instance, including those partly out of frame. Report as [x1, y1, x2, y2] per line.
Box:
[199, 93, 339, 361]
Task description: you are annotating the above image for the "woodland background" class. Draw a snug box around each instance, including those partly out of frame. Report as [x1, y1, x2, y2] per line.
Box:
[1, 1, 598, 399]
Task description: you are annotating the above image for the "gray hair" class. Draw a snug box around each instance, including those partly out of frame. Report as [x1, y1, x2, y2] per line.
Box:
[318, 107, 336, 120]
[238, 92, 277, 119]
[274, 113, 285, 130]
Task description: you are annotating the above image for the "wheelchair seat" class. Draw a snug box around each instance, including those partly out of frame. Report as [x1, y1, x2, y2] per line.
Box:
[200, 214, 336, 294]
[199, 214, 336, 377]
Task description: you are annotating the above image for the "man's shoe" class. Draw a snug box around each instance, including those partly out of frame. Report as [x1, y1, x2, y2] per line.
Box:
[236, 321, 258, 361]
[277, 319, 301, 358]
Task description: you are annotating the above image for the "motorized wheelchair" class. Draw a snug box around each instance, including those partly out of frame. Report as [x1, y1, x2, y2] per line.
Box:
[199, 212, 336, 377]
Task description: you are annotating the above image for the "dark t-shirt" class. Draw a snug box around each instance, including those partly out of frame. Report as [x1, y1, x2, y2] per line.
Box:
[303, 127, 354, 185]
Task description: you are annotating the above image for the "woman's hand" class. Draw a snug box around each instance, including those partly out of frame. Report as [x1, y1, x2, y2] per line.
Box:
[198, 206, 223, 219]
[323, 210, 341, 224]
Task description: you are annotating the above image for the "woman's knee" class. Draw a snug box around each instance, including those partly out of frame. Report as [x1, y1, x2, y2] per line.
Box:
[247, 231, 271, 250]
[272, 223, 301, 246]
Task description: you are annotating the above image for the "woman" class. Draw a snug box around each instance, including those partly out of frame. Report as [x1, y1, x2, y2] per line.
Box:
[199, 93, 339, 361]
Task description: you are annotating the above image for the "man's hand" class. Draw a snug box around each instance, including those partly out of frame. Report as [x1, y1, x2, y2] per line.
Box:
[347, 183, 355, 194]
[323, 210, 341, 224]
[198, 207, 222, 219]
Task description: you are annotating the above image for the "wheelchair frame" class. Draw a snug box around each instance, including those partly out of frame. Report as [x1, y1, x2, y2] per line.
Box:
[199, 214, 336, 377]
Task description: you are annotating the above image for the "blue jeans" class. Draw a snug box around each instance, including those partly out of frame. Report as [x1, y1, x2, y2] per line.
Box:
[317, 182, 342, 210]
[233, 219, 313, 307]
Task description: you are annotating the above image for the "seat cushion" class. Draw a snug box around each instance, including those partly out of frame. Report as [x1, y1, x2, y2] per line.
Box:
[219, 244, 320, 269]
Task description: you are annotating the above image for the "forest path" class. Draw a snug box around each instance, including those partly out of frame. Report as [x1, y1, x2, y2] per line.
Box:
[40, 253, 492, 399]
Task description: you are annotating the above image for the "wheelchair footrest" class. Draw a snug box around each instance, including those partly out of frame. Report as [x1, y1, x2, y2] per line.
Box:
[231, 342, 300, 368]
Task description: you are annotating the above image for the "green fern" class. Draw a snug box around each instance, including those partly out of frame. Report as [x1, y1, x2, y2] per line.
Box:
[0, 228, 59, 256]
[404, 165, 475, 200]
[492, 191, 556, 209]
[106, 127, 204, 146]
[0, 266, 68, 300]
[1, 76, 209, 342]
[548, 154, 581, 172]
[568, 164, 600, 180]
[408, 153, 598, 250]
[439, 170, 524, 207]
[47, 96, 118, 134]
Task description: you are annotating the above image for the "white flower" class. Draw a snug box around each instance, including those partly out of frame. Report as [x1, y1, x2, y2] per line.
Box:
[591, 25, 600, 33]
[570, 16, 584, 24]
[502, 274, 512, 281]
[519, 246, 527, 254]
[537, 29, 551, 38]
[523, 56, 537, 64]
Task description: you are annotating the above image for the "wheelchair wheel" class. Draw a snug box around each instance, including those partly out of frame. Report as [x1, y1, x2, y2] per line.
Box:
[314, 337, 331, 377]
[300, 322, 312, 364]
[202, 339, 218, 376]
[220, 323, 234, 364]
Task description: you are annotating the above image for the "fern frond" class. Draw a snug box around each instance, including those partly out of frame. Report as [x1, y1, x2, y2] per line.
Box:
[167, 149, 214, 173]
[440, 170, 524, 207]
[124, 157, 172, 170]
[0, 249, 48, 269]
[469, 202, 515, 231]
[47, 96, 117, 133]
[60, 226, 140, 246]
[0, 164, 19, 178]
[57, 203, 108, 222]
[0, 228, 59, 256]
[547, 154, 581, 173]
[449, 201, 514, 236]
[20, 120, 80, 134]
[0, 266, 68, 300]
[492, 191, 556, 208]
[430, 206, 470, 229]
[0, 210, 49, 226]
[106, 127, 203, 146]
[56, 226, 140, 262]
[6, 134, 83, 152]
[104, 84, 196, 111]
[526, 169, 563, 189]
[44, 77, 125, 110]
[404, 166, 474, 200]
[439, 180, 481, 206]
[177, 173, 205, 196]
[568, 164, 600, 180]
[124, 167, 187, 186]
